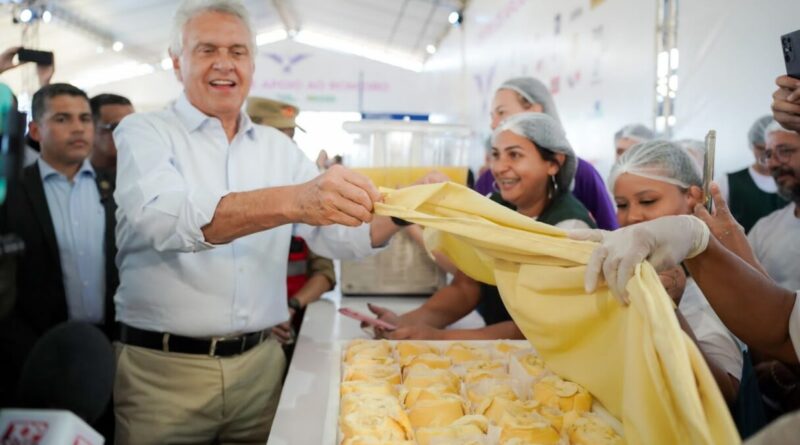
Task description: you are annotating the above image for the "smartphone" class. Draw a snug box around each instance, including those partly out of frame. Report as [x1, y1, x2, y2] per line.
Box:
[338, 308, 397, 331]
[782, 29, 800, 79]
[17, 48, 54, 66]
[703, 130, 716, 212]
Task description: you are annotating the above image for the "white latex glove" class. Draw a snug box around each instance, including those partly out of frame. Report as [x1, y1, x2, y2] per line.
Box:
[568, 215, 710, 304]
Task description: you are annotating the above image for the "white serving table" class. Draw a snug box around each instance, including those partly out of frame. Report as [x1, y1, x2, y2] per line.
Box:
[266, 289, 484, 445]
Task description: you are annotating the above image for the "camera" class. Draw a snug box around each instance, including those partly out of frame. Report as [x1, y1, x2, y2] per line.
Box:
[17, 48, 54, 66]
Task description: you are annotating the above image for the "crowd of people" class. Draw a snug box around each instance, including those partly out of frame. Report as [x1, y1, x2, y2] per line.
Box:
[0, 0, 799, 443]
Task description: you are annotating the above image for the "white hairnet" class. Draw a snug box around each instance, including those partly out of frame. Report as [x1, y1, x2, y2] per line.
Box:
[492, 112, 576, 192]
[614, 123, 654, 144]
[748, 115, 775, 147]
[608, 140, 702, 192]
[498, 77, 561, 124]
[675, 139, 706, 173]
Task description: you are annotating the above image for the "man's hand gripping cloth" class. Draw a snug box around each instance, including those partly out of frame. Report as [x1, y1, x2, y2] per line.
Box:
[375, 182, 740, 445]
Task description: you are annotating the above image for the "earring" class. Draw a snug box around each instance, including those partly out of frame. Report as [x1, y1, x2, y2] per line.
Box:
[550, 175, 558, 196]
[492, 180, 499, 193]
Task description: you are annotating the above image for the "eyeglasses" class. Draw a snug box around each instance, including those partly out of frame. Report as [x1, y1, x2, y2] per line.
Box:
[758, 147, 798, 165]
[98, 122, 120, 133]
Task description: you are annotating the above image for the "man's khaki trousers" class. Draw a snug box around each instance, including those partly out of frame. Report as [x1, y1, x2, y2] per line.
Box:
[114, 338, 286, 444]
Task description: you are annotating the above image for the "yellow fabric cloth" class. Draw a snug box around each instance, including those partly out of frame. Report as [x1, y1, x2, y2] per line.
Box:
[374, 182, 740, 445]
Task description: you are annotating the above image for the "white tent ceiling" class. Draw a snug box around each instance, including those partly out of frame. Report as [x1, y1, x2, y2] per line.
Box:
[0, 0, 465, 94]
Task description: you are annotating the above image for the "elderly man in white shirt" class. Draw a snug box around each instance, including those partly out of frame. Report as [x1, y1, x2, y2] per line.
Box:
[111, 1, 403, 443]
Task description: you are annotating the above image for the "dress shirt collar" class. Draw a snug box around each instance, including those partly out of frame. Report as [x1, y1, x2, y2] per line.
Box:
[38, 156, 96, 182]
[173, 92, 255, 140]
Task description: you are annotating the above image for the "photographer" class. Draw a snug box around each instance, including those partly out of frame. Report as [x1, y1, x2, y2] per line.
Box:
[0, 46, 54, 86]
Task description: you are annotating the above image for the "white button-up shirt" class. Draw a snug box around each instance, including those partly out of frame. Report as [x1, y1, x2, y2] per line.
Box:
[113, 93, 378, 337]
[38, 158, 106, 324]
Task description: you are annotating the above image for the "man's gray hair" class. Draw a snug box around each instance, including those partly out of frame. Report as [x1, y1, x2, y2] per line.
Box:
[169, 0, 256, 57]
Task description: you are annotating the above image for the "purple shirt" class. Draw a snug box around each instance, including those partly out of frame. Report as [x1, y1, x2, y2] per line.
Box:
[474, 168, 495, 197]
[572, 158, 618, 230]
[471, 158, 618, 230]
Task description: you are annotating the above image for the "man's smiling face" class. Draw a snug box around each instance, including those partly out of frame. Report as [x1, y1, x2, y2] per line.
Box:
[173, 10, 255, 122]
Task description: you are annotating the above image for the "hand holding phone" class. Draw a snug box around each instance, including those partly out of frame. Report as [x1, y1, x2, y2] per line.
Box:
[703, 130, 716, 212]
[338, 308, 397, 331]
[17, 48, 54, 66]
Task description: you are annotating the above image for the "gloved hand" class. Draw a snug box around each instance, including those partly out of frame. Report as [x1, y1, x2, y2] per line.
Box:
[568, 215, 710, 304]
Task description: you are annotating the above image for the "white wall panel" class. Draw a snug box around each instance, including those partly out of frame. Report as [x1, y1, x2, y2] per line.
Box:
[89, 39, 432, 114]
[250, 39, 429, 113]
[674, 0, 800, 177]
[424, 0, 657, 174]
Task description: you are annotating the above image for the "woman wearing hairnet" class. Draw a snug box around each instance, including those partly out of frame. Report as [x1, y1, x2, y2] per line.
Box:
[602, 140, 772, 437]
[570, 189, 800, 444]
[368, 112, 597, 340]
[614, 123, 654, 159]
[479, 76, 619, 231]
[608, 140, 743, 402]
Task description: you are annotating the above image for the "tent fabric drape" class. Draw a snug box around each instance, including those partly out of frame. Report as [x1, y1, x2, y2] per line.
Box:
[374, 182, 740, 445]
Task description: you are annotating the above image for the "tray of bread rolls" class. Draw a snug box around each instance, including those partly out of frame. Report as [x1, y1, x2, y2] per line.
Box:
[336, 339, 624, 445]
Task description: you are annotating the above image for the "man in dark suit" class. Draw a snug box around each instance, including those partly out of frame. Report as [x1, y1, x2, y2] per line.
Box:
[0, 83, 118, 405]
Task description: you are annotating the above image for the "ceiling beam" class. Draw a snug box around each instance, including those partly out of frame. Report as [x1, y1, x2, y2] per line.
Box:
[272, 0, 301, 33]
[385, 0, 410, 48]
[415, 0, 465, 10]
[412, 0, 439, 52]
[420, 0, 470, 63]
[46, 2, 158, 62]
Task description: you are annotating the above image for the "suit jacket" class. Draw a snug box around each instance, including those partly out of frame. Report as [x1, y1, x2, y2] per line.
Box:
[0, 162, 118, 405]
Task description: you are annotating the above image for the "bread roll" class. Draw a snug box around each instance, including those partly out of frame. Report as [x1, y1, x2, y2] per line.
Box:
[344, 364, 401, 385]
[396, 341, 439, 361]
[533, 376, 592, 413]
[401, 353, 451, 371]
[403, 367, 461, 394]
[445, 343, 491, 364]
[563, 411, 623, 445]
[407, 393, 466, 429]
[345, 339, 393, 363]
[340, 380, 397, 398]
[414, 415, 488, 445]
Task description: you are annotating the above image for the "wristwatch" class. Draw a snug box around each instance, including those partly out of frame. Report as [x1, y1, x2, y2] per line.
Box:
[288, 297, 302, 311]
[391, 216, 412, 227]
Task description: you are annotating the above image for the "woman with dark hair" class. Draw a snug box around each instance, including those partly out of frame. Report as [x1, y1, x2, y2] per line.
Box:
[475, 77, 618, 231]
[369, 112, 597, 340]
